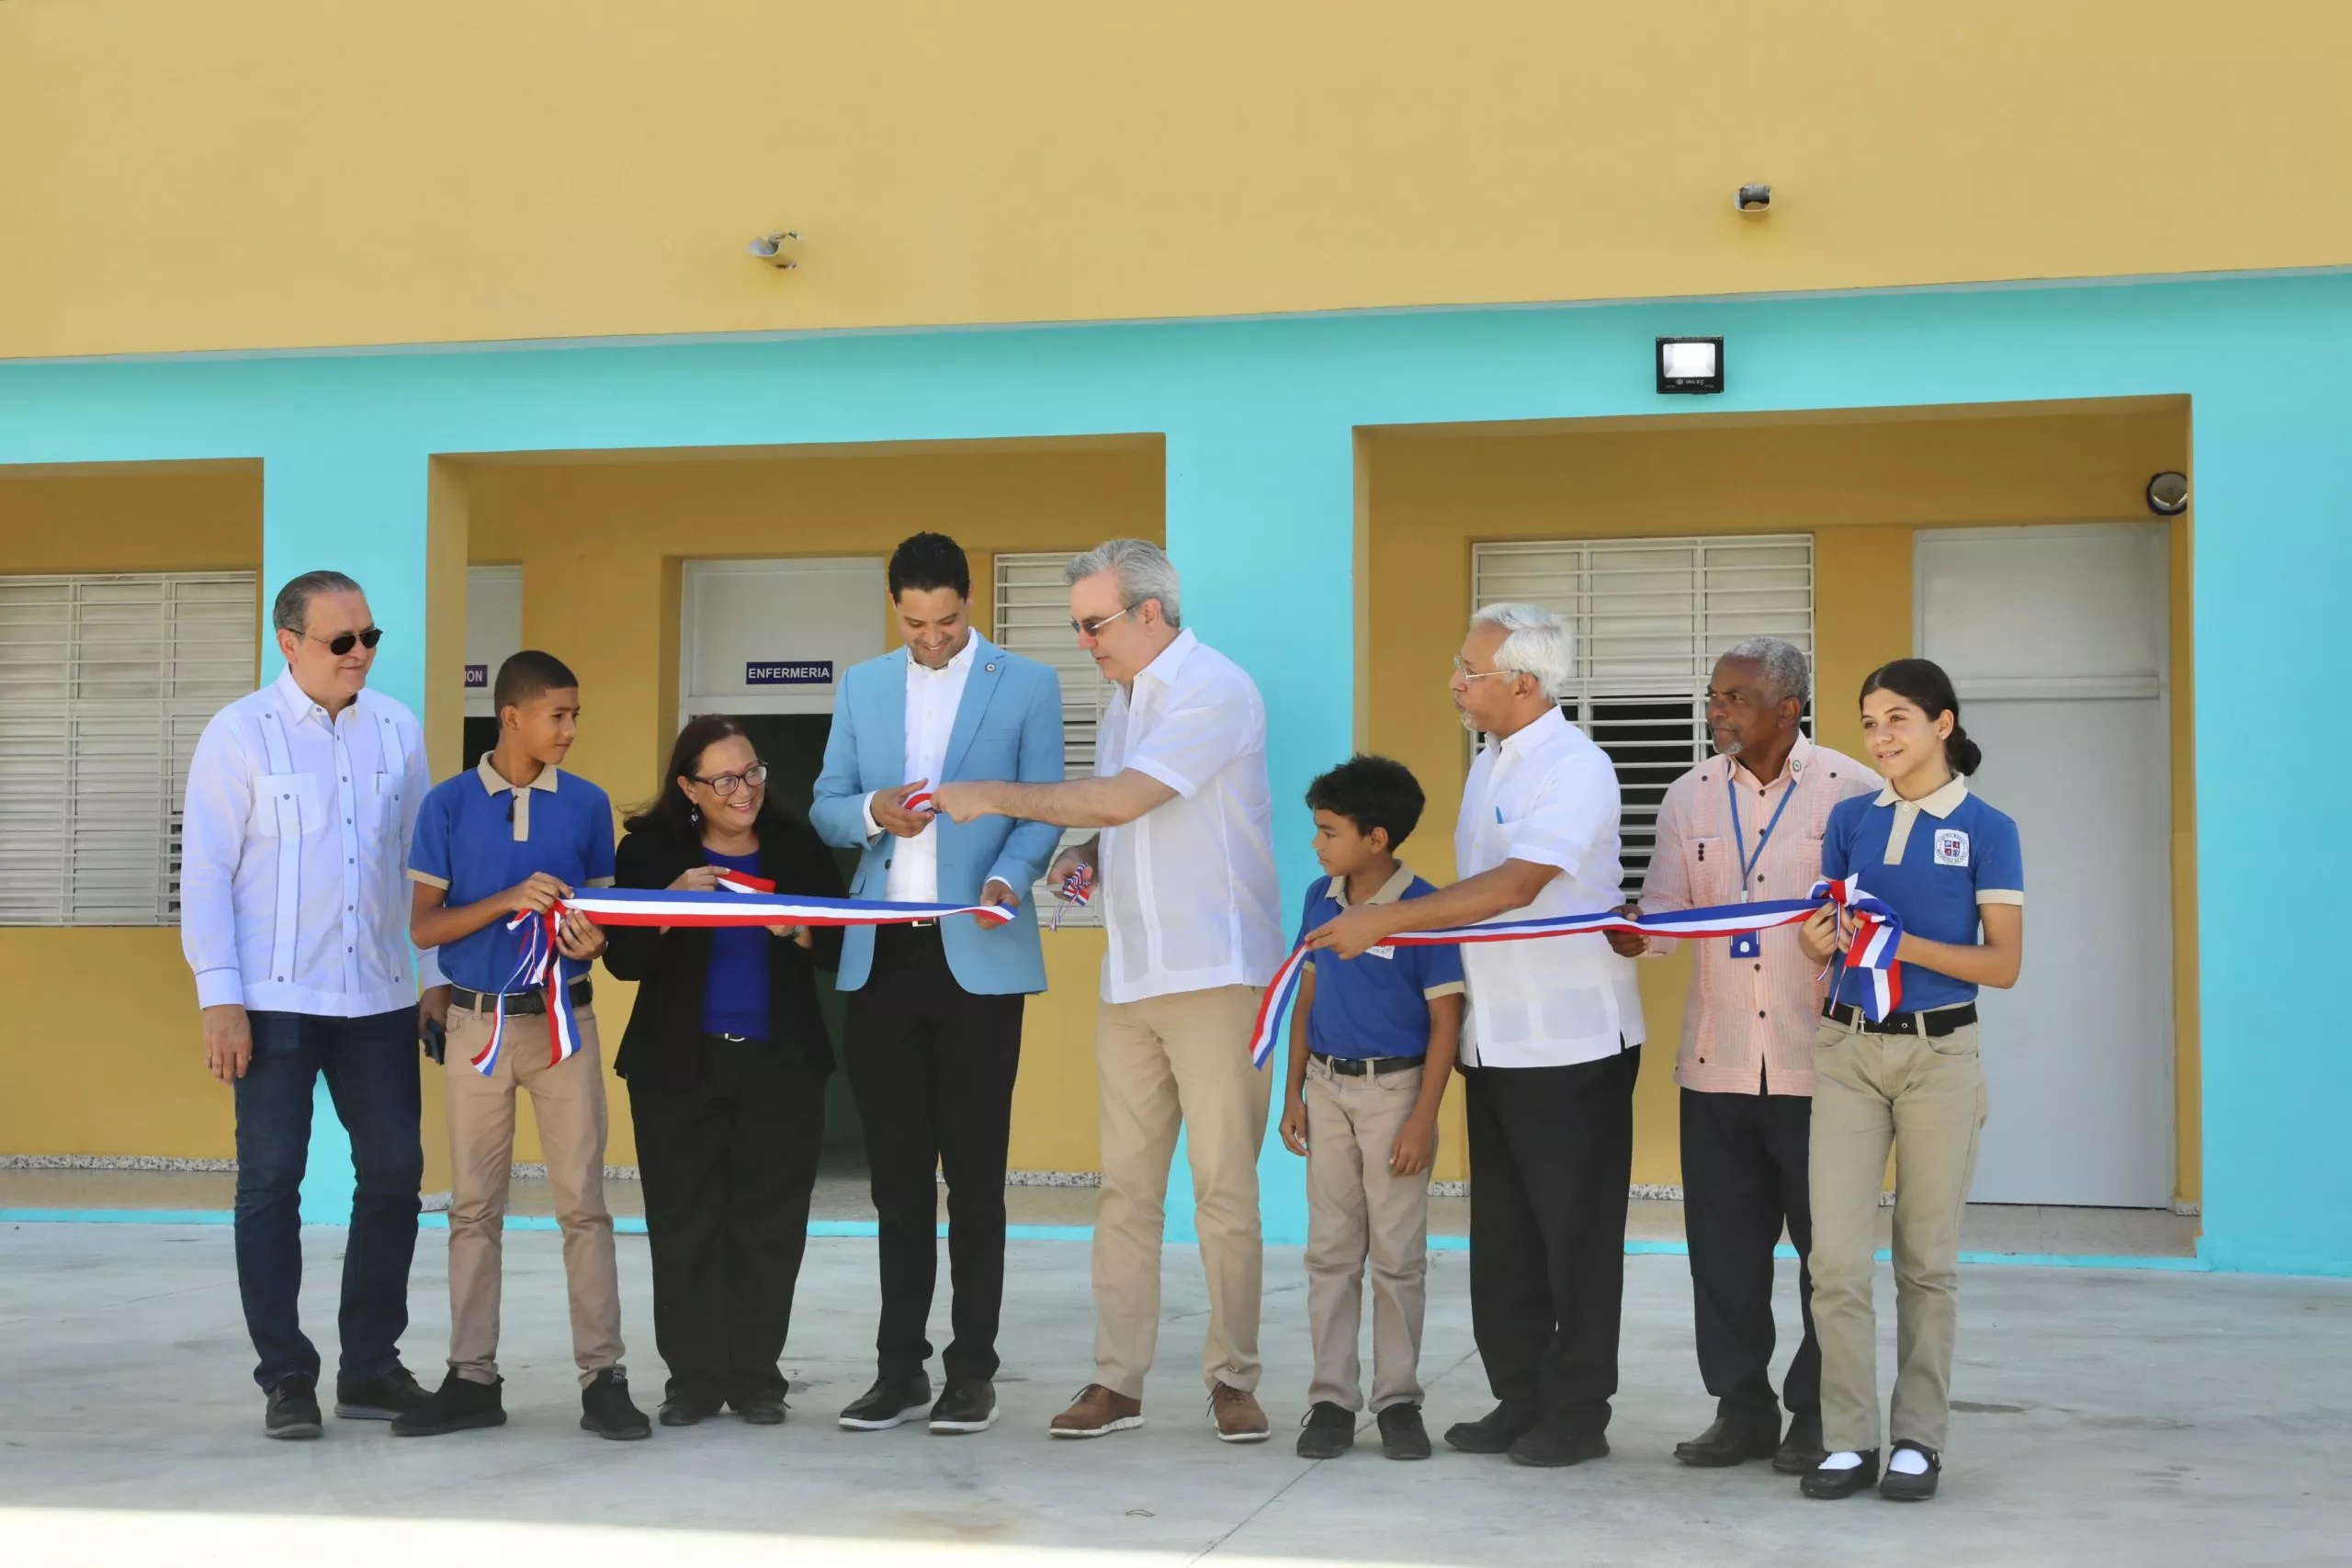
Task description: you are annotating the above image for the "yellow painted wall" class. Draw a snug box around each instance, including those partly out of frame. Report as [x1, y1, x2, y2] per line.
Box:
[7, 2, 2352, 358]
[0, 464, 262, 1157]
[1361, 400, 2200, 1199]
[462, 441, 1163, 1170]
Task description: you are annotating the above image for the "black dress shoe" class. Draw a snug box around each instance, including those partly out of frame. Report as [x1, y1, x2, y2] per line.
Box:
[1773, 1413, 1826, 1475]
[1377, 1404, 1432, 1461]
[334, 1367, 430, 1421]
[265, 1374, 323, 1440]
[928, 1379, 998, 1435]
[1879, 1440, 1941, 1501]
[1799, 1450, 1881, 1499]
[392, 1372, 506, 1438]
[839, 1371, 933, 1431]
[659, 1393, 722, 1427]
[1508, 1419, 1610, 1468]
[1674, 1416, 1781, 1468]
[733, 1396, 787, 1427]
[1443, 1400, 1542, 1454]
[1295, 1401, 1356, 1459]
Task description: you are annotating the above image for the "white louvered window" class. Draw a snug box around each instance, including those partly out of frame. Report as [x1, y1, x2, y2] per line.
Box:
[993, 551, 1108, 927]
[0, 572, 257, 925]
[1471, 536, 1814, 879]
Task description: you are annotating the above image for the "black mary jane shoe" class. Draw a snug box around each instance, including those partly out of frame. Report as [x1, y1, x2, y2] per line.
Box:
[1878, 1439, 1942, 1501]
[1799, 1449, 1881, 1499]
[1673, 1416, 1781, 1468]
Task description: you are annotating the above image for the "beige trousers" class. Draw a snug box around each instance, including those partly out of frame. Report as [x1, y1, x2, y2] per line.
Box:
[1091, 984, 1271, 1398]
[443, 1002, 624, 1387]
[1807, 1014, 1988, 1453]
[1303, 1056, 1432, 1412]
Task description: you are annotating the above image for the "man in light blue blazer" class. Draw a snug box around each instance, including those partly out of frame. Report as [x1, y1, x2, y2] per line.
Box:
[810, 532, 1065, 1438]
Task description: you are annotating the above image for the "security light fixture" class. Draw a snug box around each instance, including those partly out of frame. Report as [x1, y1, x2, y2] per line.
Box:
[749, 231, 803, 269]
[1657, 337, 1725, 394]
[2145, 470, 2188, 516]
[1736, 184, 1772, 214]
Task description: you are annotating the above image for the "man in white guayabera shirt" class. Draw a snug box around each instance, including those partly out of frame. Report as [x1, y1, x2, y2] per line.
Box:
[931, 538, 1286, 1445]
[178, 570, 448, 1441]
[1311, 603, 1645, 1471]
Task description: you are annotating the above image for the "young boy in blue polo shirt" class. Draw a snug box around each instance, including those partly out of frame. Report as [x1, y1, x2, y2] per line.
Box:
[1277, 754, 1464, 1462]
[393, 650, 649, 1442]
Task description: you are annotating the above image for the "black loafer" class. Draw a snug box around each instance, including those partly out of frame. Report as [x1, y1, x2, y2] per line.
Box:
[659, 1393, 721, 1427]
[1443, 1400, 1542, 1454]
[1879, 1440, 1941, 1501]
[1507, 1419, 1610, 1468]
[1800, 1450, 1881, 1498]
[1773, 1413, 1826, 1475]
[733, 1397, 787, 1427]
[1674, 1416, 1781, 1468]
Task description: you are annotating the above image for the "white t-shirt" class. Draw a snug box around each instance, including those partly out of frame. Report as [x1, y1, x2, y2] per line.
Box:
[1094, 628, 1284, 1004]
[1454, 705, 1645, 1067]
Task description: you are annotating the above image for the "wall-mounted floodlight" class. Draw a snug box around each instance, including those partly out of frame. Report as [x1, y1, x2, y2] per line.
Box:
[749, 231, 804, 269]
[1657, 337, 1725, 394]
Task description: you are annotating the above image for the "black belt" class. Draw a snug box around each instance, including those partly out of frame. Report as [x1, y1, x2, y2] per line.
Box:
[452, 978, 593, 1016]
[1312, 1051, 1423, 1077]
[1823, 1000, 1975, 1038]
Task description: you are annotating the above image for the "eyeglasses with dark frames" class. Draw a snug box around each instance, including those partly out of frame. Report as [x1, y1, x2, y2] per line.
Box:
[688, 761, 770, 797]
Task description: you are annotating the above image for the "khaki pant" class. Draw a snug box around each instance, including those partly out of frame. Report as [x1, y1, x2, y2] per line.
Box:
[443, 1002, 623, 1386]
[1807, 1015, 1988, 1453]
[1091, 984, 1271, 1398]
[1303, 1056, 1432, 1412]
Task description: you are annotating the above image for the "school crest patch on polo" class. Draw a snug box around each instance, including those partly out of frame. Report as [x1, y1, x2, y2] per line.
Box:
[1933, 828, 1971, 867]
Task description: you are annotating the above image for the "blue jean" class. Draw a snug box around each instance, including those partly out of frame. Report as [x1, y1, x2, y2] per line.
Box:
[233, 1008, 424, 1392]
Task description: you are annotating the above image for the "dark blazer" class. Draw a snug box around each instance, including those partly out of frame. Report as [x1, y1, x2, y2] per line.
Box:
[602, 812, 847, 1089]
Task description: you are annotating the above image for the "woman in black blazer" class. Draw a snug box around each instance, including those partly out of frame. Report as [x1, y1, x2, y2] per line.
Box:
[601, 715, 845, 1427]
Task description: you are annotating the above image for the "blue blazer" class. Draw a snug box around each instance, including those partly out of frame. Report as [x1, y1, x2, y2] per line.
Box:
[810, 635, 1065, 995]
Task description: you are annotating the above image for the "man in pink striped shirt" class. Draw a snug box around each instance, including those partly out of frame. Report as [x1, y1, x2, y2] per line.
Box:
[1609, 637, 1877, 1475]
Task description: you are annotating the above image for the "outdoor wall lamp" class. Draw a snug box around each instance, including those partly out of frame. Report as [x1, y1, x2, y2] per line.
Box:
[1657, 337, 1725, 394]
[2146, 471, 2188, 515]
[749, 231, 804, 270]
[1736, 184, 1772, 214]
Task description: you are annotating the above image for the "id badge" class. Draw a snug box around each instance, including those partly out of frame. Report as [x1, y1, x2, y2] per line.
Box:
[1730, 931, 1761, 959]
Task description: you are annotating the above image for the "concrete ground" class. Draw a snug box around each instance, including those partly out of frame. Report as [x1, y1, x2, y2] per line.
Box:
[3, 1219, 2345, 1567]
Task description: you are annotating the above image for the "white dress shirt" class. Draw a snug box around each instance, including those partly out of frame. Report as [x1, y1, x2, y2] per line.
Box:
[1454, 705, 1645, 1068]
[1094, 628, 1284, 1004]
[863, 634, 977, 903]
[179, 668, 442, 1017]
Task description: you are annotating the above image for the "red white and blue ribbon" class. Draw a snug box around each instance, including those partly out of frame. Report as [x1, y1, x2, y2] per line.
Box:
[1243, 876, 1905, 1070]
[469, 881, 1015, 1077]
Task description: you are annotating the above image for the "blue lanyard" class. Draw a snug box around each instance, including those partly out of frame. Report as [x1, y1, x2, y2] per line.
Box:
[1726, 765, 1800, 899]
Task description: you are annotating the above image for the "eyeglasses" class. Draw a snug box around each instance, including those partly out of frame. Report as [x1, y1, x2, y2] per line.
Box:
[1069, 604, 1138, 638]
[689, 761, 769, 797]
[304, 626, 383, 656]
[1451, 655, 1522, 682]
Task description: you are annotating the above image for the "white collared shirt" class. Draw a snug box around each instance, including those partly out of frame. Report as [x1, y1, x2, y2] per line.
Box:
[178, 668, 442, 1018]
[1094, 628, 1284, 1003]
[1454, 705, 1645, 1067]
[862, 635, 978, 903]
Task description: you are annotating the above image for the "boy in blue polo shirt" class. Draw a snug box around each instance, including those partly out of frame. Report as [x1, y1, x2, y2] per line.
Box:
[1277, 754, 1464, 1462]
[393, 651, 649, 1442]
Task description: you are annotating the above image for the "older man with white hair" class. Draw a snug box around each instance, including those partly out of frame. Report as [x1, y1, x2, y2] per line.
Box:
[1606, 636, 1878, 1475]
[931, 538, 1285, 1444]
[1310, 603, 1643, 1469]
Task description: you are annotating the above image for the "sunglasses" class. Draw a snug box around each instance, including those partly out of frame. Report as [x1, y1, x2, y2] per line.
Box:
[1069, 604, 1138, 638]
[303, 626, 384, 656]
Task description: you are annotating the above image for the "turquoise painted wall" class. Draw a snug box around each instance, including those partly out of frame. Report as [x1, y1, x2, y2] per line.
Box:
[5, 273, 2348, 1273]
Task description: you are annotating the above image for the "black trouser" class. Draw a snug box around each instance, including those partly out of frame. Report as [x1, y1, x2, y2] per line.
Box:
[1464, 1045, 1641, 1435]
[630, 1037, 825, 1404]
[1680, 1086, 1820, 1430]
[844, 923, 1025, 1384]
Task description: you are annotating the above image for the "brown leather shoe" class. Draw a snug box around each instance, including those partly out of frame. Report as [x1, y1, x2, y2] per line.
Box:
[1210, 1382, 1272, 1443]
[1049, 1383, 1143, 1438]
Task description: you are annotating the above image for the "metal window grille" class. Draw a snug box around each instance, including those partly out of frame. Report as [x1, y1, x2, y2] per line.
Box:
[0, 571, 257, 925]
[1471, 536, 1815, 879]
[992, 551, 1105, 926]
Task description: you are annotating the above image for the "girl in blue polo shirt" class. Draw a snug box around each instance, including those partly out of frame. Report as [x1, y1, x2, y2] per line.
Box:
[1795, 658, 2024, 1504]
